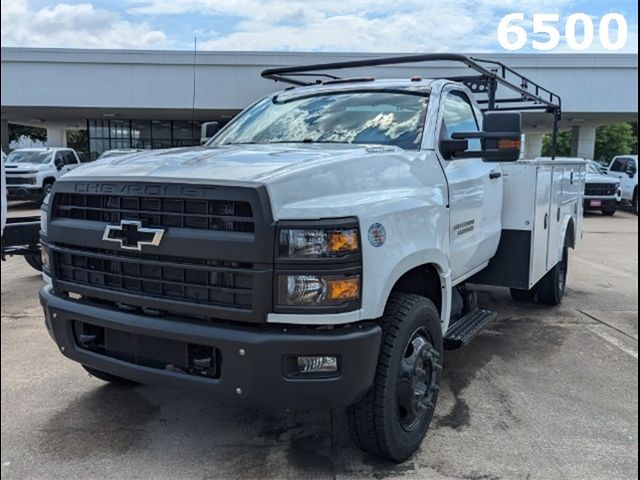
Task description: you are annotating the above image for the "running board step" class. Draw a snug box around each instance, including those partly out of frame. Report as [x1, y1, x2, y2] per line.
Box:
[444, 308, 497, 349]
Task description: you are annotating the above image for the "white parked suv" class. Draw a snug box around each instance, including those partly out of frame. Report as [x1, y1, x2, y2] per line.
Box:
[607, 155, 638, 214]
[4, 148, 81, 201]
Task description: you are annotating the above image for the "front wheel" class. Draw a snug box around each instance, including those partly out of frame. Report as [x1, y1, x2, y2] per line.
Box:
[24, 254, 43, 272]
[537, 246, 569, 306]
[347, 293, 443, 462]
[601, 209, 616, 216]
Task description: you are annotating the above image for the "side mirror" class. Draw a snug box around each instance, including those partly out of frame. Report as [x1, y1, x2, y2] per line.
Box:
[200, 121, 220, 145]
[54, 157, 64, 170]
[626, 165, 637, 178]
[441, 112, 522, 162]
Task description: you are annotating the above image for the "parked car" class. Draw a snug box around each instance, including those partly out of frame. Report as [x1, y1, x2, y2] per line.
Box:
[39, 54, 585, 462]
[607, 155, 638, 214]
[1, 150, 43, 271]
[96, 148, 146, 161]
[583, 160, 621, 216]
[4, 147, 81, 201]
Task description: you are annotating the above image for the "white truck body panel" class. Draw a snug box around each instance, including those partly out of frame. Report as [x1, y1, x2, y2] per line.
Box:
[608, 155, 638, 202]
[56, 78, 584, 330]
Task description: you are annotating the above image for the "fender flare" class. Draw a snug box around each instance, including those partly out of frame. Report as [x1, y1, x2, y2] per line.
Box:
[376, 249, 453, 332]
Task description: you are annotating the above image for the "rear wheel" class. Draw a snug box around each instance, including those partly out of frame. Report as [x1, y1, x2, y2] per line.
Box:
[537, 246, 569, 306]
[633, 189, 638, 215]
[82, 365, 140, 386]
[510, 288, 536, 302]
[347, 293, 443, 462]
[24, 254, 43, 272]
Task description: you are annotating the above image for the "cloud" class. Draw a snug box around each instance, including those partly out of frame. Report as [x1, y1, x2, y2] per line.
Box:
[1, 0, 167, 49]
[127, 0, 582, 52]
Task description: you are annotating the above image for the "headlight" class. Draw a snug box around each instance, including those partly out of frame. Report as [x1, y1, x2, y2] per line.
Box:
[279, 227, 359, 258]
[277, 274, 360, 306]
[40, 194, 50, 235]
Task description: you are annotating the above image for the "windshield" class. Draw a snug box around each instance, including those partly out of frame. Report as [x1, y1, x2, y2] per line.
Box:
[586, 162, 603, 175]
[212, 90, 429, 150]
[6, 150, 52, 164]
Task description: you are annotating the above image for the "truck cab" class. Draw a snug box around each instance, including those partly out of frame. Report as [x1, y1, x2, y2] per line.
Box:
[5, 147, 81, 200]
[608, 155, 638, 214]
[38, 55, 584, 462]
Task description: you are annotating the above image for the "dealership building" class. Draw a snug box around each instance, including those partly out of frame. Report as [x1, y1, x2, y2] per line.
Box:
[1, 47, 637, 160]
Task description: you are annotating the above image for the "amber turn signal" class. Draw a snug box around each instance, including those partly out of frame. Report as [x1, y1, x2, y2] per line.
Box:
[328, 276, 360, 302]
[328, 229, 359, 255]
[497, 138, 521, 150]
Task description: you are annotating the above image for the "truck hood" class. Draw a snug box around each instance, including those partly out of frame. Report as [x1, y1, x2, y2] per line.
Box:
[63, 144, 404, 184]
[5, 162, 49, 171]
[60, 144, 439, 220]
[585, 173, 619, 184]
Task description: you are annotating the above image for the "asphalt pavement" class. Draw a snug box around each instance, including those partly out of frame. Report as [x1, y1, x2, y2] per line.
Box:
[1, 209, 637, 480]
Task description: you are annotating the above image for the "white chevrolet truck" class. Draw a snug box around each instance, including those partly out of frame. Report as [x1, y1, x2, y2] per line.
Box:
[39, 55, 584, 462]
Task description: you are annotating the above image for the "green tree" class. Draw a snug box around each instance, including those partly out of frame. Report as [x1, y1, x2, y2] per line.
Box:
[541, 130, 572, 157]
[8, 124, 47, 143]
[594, 123, 635, 162]
[66, 129, 89, 160]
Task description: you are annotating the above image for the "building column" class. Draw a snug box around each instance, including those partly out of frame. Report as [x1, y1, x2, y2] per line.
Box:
[524, 133, 544, 159]
[570, 125, 597, 160]
[46, 125, 67, 147]
[1, 119, 9, 153]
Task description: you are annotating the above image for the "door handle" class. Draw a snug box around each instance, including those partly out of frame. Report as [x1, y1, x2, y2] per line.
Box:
[489, 171, 502, 180]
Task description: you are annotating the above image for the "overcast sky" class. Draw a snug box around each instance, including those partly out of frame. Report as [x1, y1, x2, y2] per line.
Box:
[1, 0, 637, 53]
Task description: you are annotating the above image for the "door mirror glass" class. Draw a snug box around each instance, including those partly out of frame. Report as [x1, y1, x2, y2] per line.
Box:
[200, 121, 220, 145]
[626, 163, 637, 178]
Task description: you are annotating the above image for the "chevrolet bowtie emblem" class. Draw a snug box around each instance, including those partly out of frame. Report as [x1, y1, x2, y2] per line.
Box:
[102, 220, 165, 251]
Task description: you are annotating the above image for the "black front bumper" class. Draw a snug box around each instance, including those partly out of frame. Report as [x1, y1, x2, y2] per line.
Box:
[40, 286, 381, 409]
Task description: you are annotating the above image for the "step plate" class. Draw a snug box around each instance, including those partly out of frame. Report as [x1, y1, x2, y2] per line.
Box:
[444, 308, 497, 349]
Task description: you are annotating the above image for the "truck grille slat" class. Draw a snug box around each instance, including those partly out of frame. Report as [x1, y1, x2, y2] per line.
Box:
[54, 246, 254, 309]
[585, 183, 617, 196]
[54, 193, 255, 233]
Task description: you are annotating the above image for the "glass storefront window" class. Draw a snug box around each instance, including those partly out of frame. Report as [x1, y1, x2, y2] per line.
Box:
[87, 119, 215, 159]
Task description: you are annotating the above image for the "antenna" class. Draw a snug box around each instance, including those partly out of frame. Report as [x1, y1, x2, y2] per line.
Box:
[191, 36, 197, 140]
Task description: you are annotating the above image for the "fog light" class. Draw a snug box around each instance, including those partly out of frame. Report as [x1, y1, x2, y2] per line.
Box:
[297, 356, 338, 374]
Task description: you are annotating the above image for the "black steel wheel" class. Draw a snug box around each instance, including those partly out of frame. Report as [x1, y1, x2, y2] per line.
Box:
[347, 293, 443, 462]
[396, 328, 441, 432]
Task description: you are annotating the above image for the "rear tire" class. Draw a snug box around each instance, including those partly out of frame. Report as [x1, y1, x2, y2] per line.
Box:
[633, 189, 638, 216]
[601, 209, 616, 216]
[537, 246, 569, 306]
[82, 365, 140, 386]
[24, 254, 43, 272]
[347, 293, 443, 462]
[510, 288, 536, 302]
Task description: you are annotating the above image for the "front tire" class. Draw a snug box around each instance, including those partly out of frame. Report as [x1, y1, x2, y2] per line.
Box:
[537, 246, 569, 306]
[24, 254, 43, 272]
[601, 209, 616, 216]
[347, 293, 443, 462]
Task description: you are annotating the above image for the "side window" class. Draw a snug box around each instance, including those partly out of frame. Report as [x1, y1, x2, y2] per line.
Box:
[627, 158, 637, 175]
[610, 158, 626, 172]
[442, 91, 481, 152]
[64, 152, 78, 165]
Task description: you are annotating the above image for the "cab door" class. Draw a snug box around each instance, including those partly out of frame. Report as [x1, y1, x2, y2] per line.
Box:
[438, 90, 503, 282]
